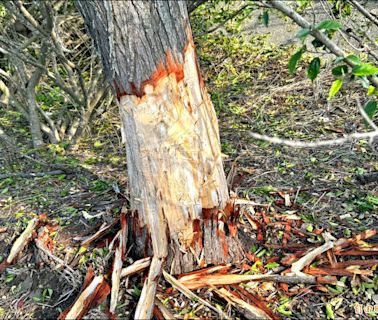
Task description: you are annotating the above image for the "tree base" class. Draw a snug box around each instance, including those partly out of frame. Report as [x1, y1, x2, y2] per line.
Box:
[128, 206, 246, 275]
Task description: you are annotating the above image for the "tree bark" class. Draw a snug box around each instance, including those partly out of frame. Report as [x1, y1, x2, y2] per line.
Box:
[77, 0, 244, 274]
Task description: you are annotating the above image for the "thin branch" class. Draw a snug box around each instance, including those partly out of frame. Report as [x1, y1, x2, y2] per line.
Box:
[249, 129, 378, 148]
[0, 170, 66, 180]
[268, 0, 378, 88]
[349, 0, 378, 28]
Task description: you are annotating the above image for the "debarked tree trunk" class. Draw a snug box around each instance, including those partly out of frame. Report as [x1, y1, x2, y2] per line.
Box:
[77, 0, 244, 274]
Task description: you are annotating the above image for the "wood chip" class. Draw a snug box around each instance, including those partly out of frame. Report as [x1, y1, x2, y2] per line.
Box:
[120, 257, 151, 278]
[7, 218, 38, 264]
[134, 257, 163, 320]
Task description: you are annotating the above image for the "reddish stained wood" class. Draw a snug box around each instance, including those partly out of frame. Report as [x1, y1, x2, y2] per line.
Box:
[233, 285, 281, 320]
[261, 211, 270, 225]
[282, 221, 291, 246]
[217, 228, 229, 256]
[326, 249, 337, 267]
[192, 219, 203, 250]
[266, 256, 280, 264]
[335, 249, 378, 256]
[177, 264, 231, 279]
[305, 266, 373, 276]
[313, 228, 324, 235]
[246, 252, 260, 262]
[222, 200, 235, 221]
[153, 305, 165, 320]
[120, 212, 127, 258]
[334, 230, 377, 252]
[94, 279, 111, 306]
[279, 282, 289, 293]
[316, 276, 338, 285]
[202, 207, 218, 221]
[330, 259, 378, 268]
[0, 261, 10, 273]
[228, 222, 238, 238]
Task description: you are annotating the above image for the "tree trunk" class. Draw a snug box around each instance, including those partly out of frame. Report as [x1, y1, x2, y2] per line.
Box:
[77, 0, 244, 274]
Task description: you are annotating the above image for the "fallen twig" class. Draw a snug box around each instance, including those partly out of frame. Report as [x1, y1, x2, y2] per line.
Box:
[120, 257, 151, 278]
[79, 218, 119, 247]
[290, 237, 334, 277]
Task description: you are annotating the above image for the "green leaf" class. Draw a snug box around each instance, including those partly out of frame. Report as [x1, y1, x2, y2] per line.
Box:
[352, 63, 378, 76]
[307, 57, 321, 81]
[368, 85, 375, 96]
[332, 65, 348, 76]
[367, 194, 378, 206]
[288, 48, 304, 74]
[326, 303, 335, 319]
[265, 262, 280, 269]
[296, 28, 311, 39]
[277, 303, 292, 316]
[262, 10, 269, 27]
[315, 20, 342, 30]
[364, 100, 377, 119]
[345, 54, 360, 65]
[328, 79, 343, 99]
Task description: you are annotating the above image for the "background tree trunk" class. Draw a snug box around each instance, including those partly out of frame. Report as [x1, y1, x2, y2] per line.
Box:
[77, 0, 244, 274]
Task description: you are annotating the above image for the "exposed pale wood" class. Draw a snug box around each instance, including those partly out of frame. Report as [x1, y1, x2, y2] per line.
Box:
[110, 235, 123, 314]
[290, 240, 334, 277]
[134, 257, 163, 320]
[7, 218, 38, 263]
[120, 257, 151, 278]
[162, 270, 228, 319]
[119, 41, 228, 258]
[64, 275, 104, 320]
[215, 288, 272, 319]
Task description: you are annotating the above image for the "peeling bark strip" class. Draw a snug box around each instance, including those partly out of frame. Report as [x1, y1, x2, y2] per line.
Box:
[76, 1, 244, 274]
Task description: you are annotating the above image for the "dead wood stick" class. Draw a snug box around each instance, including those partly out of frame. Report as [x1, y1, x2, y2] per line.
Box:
[80, 218, 119, 247]
[110, 235, 123, 314]
[64, 275, 104, 320]
[134, 257, 163, 320]
[290, 240, 334, 277]
[0, 170, 66, 180]
[179, 273, 329, 290]
[215, 287, 272, 320]
[120, 257, 151, 278]
[7, 218, 38, 264]
[163, 270, 228, 319]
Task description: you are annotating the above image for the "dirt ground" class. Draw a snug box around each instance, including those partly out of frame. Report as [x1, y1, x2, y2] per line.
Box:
[0, 3, 377, 320]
